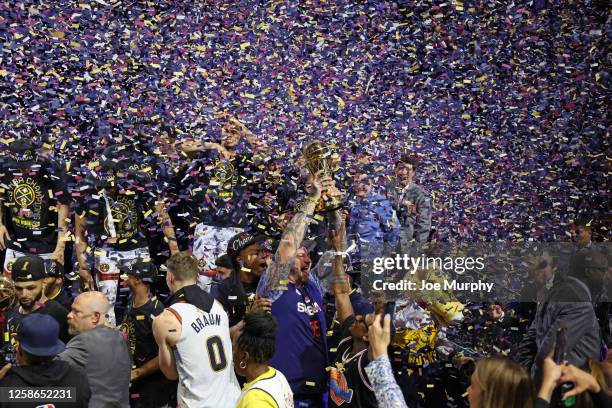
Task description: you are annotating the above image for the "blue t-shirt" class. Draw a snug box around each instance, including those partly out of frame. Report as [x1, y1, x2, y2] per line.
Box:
[347, 193, 400, 244]
[258, 271, 328, 396]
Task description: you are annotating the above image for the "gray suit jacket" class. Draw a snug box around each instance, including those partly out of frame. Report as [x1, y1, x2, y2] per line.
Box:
[518, 276, 601, 388]
[60, 325, 131, 408]
[386, 181, 432, 247]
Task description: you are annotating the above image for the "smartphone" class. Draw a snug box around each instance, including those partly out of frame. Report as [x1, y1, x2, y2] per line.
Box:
[384, 301, 396, 338]
[553, 326, 567, 364]
[553, 327, 576, 407]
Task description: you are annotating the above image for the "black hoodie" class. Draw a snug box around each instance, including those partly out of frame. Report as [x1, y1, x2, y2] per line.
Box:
[212, 263, 260, 327]
[166, 284, 214, 312]
[0, 359, 90, 407]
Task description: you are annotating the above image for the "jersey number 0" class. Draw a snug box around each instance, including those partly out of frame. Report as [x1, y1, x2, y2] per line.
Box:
[206, 335, 227, 371]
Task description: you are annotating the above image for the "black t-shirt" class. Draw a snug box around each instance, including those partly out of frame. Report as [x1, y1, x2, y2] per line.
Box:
[3, 300, 70, 364]
[213, 277, 258, 327]
[181, 149, 254, 228]
[75, 186, 153, 251]
[328, 315, 377, 408]
[0, 157, 70, 253]
[46, 286, 74, 311]
[120, 296, 164, 367]
[119, 296, 177, 407]
[0, 360, 90, 408]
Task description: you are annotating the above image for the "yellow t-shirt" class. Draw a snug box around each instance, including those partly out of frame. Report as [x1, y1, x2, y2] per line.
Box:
[235, 367, 279, 408]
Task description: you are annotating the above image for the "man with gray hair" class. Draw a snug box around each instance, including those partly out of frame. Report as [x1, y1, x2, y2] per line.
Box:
[60, 291, 131, 408]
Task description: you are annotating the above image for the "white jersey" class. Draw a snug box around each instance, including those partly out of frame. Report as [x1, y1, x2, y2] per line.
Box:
[239, 368, 294, 408]
[168, 301, 240, 408]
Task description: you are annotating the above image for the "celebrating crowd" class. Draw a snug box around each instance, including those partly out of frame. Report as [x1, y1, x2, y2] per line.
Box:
[0, 1, 610, 407]
[0, 116, 609, 408]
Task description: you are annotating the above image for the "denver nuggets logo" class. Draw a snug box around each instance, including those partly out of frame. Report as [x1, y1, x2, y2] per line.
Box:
[8, 177, 43, 229]
[99, 264, 110, 273]
[212, 159, 235, 184]
[104, 197, 137, 239]
[14, 184, 36, 207]
[6, 262, 13, 272]
[198, 259, 206, 268]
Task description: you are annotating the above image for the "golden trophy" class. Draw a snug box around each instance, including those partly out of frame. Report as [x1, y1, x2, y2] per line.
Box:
[0, 276, 17, 312]
[303, 141, 343, 212]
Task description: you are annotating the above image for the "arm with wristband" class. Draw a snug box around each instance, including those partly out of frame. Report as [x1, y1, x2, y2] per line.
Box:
[257, 171, 330, 300]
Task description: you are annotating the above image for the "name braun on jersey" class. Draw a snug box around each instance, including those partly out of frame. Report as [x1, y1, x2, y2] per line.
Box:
[190, 313, 222, 334]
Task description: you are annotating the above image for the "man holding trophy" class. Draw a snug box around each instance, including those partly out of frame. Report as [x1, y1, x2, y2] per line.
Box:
[257, 142, 344, 408]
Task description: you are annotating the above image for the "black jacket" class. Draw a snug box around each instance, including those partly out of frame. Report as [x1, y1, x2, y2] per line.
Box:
[0, 359, 90, 407]
[212, 274, 258, 327]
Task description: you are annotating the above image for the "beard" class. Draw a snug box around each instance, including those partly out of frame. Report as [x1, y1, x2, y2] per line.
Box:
[44, 283, 58, 297]
[290, 267, 309, 285]
[68, 325, 80, 336]
[19, 291, 42, 311]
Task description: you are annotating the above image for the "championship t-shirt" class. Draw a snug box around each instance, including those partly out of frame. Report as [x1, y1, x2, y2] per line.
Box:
[213, 278, 258, 328]
[119, 296, 177, 407]
[107, 145, 174, 196]
[120, 296, 164, 366]
[75, 186, 153, 251]
[46, 287, 74, 312]
[3, 300, 70, 364]
[182, 149, 253, 228]
[328, 315, 377, 407]
[0, 157, 70, 253]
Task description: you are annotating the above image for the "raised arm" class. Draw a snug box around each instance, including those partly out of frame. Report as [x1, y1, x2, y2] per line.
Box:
[257, 171, 329, 298]
[0, 203, 9, 251]
[51, 203, 70, 265]
[74, 212, 94, 290]
[224, 115, 268, 153]
[155, 199, 179, 255]
[330, 217, 354, 325]
[365, 314, 408, 408]
[179, 139, 232, 160]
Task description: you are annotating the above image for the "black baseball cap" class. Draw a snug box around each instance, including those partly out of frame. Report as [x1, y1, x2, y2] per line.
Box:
[215, 254, 232, 269]
[12, 255, 46, 282]
[119, 258, 158, 283]
[45, 260, 64, 278]
[227, 232, 267, 262]
[8, 139, 35, 162]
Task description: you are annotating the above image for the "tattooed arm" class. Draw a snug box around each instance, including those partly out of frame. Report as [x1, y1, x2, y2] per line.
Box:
[257, 171, 332, 300]
[330, 217, 354, 325]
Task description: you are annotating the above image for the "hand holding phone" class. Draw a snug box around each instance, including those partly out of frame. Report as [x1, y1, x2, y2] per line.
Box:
[368, 313, 392, 359]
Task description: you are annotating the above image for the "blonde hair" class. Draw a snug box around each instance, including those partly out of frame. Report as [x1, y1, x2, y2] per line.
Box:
[474, 356, 534, 408]
[572, 359, 609, 408]
[166, 251, 199, 282]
